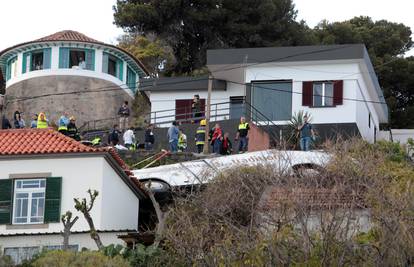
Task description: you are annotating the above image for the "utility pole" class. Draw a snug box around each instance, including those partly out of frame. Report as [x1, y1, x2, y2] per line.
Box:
[203, 75, 213, 154]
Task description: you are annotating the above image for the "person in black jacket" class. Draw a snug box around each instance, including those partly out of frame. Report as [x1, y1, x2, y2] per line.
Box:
[118, 101, 130, 131]
[67, 116, 81, 141]
[220, 132, 232, 155]
[144, 124, 155, 150]
[108, 124, 120, 146]
[1, 115, 12, 129]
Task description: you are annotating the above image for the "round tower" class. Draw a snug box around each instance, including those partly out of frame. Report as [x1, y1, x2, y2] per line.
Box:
[0, 30, 148, 129]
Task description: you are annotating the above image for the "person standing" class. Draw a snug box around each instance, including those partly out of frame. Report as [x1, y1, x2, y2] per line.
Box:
[13, 111, 25, 129]
[58, 111, 70, 135]
[30, 114, 38, 128]
[123, 127, 136, 150]
[235, 117, 250, 153]
[178, 130, 187, 152]
[144, 124, 155, 151]
[195, 119, 206, 153]
[36, 113, 49, 129]
[167, 121, 179, 152]
[67, 116, 81, 141]
[298, 114, 315, 151]
[220, 132, 233, 155]
[108, 124, 120, 146]
[1, 115, 12, 129]
[191, 94, 202, 123]
[211, 123, 223, 154]
[118, 101, 130, 131]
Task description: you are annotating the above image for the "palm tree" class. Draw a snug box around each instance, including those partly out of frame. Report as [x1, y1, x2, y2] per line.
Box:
[287, 111, 312, 150]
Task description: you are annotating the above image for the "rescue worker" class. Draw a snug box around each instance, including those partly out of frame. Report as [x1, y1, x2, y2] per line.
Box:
[195, 119, 206, 153]
[67, 116, 81, 141]
[178, 129, 187, 152]
[235, 116, 250, 153]
[58, 111, 69, 135]
[36, 112, 49, 129]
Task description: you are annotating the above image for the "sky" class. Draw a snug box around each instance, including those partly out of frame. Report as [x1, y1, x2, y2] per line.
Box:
[0, 0, 413, 55]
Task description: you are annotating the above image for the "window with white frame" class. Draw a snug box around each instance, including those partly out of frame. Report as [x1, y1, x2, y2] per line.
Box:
[13, 179, 46, 224]
[313, 82, 334, 107]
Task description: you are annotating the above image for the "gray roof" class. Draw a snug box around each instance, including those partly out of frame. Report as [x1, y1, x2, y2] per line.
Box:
[207, 44, 366, 65]
[207, 44, 388, 122]
[139, 76, 226, 92]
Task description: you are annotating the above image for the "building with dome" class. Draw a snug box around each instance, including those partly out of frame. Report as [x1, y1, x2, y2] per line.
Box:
[0, 30, 149, 128]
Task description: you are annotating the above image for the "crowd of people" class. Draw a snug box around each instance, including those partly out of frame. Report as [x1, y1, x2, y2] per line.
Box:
[1, 110, 81, 141]
[0, 97, 314, 153]
[166, 116, 250, 155]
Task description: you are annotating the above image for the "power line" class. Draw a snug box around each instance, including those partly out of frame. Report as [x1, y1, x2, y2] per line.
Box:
[3, 45, 392, 107]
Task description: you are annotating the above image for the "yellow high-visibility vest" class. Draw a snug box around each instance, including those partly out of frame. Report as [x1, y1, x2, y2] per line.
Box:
[238, 122, 249, 130]
[37, 120, 48, 129]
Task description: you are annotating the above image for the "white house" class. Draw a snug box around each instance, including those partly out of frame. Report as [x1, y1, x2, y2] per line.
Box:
[0, 129, 146, 264]
[141, 44, 388, 143]
[0, 30, 149, 128]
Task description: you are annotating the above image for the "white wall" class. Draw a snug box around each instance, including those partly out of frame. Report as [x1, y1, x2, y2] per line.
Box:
[245, 62, 359, 125]
[0, 156, 139, 236]
[149, 81, 245, 126]
[1, 232, 126, 263]
[100, 160, 139, 231]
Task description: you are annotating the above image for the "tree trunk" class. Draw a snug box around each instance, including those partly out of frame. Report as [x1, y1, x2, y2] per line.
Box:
[84, 212, 104, 250]
[61, 214, 78, 250]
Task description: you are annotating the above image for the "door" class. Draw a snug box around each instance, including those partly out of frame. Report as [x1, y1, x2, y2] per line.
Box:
[175, 99, 206, 122]
[251, 81, 292, 121]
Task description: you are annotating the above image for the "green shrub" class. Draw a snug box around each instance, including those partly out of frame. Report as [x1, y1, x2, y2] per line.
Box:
[31, 250, 130, 267]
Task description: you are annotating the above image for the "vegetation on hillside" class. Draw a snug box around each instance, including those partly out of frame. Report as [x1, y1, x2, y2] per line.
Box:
[6, 139, 414, 266]
[114, 0, 413, 128]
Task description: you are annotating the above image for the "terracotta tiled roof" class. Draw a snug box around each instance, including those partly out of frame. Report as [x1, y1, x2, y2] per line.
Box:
[0, 128, 146, 197]
[0, 128, 97, 155]
[34, 30, 103, 44]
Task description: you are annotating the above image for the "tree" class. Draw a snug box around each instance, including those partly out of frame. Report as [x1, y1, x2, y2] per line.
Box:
[61, 211, 79, 250]
[377, 57, 414, 128]
[113, 0, 312, 74]
[74, 189, 103, 250]
[118, 34, 175, 77]
[314, 16, 414, 128]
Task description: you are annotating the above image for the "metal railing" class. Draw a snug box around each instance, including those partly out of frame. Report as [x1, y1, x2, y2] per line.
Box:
[79, 98, 283, 148]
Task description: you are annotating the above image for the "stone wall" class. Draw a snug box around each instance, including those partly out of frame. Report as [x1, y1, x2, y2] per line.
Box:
[4, 75, 133, 128]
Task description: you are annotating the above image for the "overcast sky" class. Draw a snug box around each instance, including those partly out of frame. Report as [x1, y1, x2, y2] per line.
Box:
[0, 0, 413, 55]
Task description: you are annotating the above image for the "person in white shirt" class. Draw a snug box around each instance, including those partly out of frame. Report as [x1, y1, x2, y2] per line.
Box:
[123, 127, 136, 150]
[78, 57, 86, 70]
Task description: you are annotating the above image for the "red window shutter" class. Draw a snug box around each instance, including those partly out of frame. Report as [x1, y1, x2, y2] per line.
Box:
[333, 80, 343, 105]
[302, 81, 313, 106]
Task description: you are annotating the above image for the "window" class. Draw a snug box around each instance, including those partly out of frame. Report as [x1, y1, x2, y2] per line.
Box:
[108, 56, 117, 76]
[302, 80, 343, 107]
[22, 48, 51, 73]
[6, 57, 17, 81]
[126, 66, 137, 92]
[230, 96, 245, 119]
[31, 51, 44, 71]
[69, 50, 86, 69]
[102, 52, 123, 81]
[13, 179, 46, 224]
[59, 48, 94, 70]
[313, 82, 334, 107]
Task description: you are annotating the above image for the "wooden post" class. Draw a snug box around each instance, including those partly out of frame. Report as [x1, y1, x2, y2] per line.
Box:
[203, 75, 213, 154]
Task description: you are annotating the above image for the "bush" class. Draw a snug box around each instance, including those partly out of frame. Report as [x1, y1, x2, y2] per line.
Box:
[161, 139, 414, 266]
[31, 250, 130, 267]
